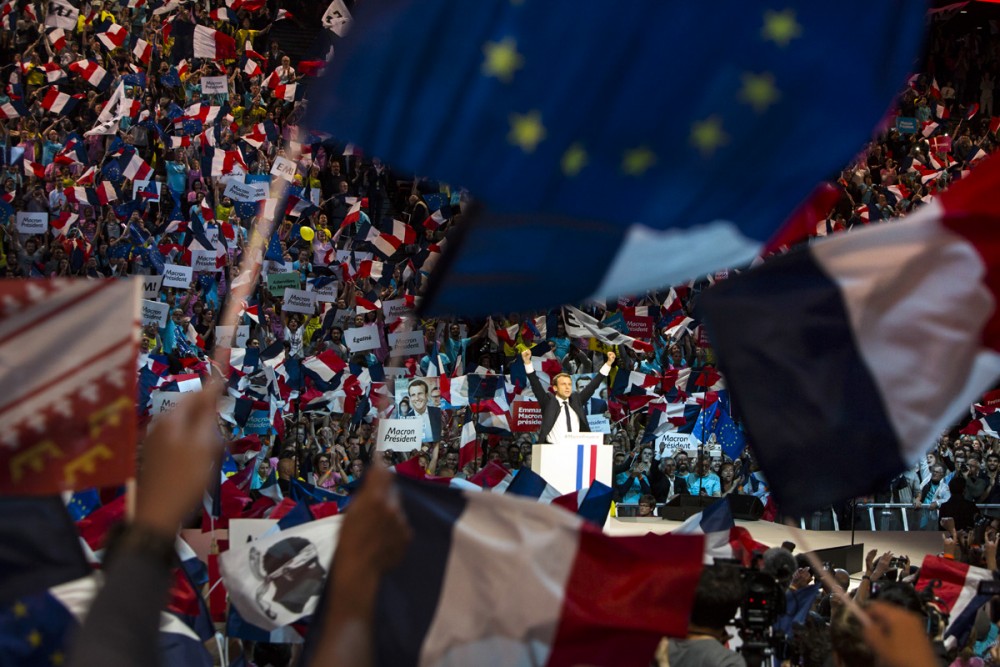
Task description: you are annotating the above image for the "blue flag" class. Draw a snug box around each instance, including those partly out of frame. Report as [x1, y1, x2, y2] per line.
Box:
[715, 408, 746, 460]
[309, 0, 924, 314]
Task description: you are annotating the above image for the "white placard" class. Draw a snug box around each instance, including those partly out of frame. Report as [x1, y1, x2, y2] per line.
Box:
[133, 179, 160, 201]
[383, 367, 409, 377]
[141, 275, 163, 299]
[162, 263, 193, 288]
[191, 249, 220, 272]
[335, 249, 373, 264]
[586, 415, 611, 434]
[657, 431, 693, 457]
[382, 298, 411, 320]
[270, 156, 297, 182]
[376, 418, 421, 451]
[345, 323, 381, 352]
[45, 0, 80, 29]
[141, 299, 170, 327]
[16, 211, 48, 234]
[387, 330, 425, 358]
[150, 390, 183, 415]
[201, 75, 228, 96]
[223, 179, 269, 202]
[216, 325, 250, 347]
[321, 0, 352, 36]
[282, 288, 317, 315]
[306, 281, 339, 303]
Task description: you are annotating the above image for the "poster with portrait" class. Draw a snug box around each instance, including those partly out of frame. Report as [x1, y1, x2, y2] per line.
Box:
[393, 376, 441, 417]
[570, 373, 610, 415]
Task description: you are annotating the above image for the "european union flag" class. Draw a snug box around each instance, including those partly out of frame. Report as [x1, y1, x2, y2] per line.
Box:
[122, 72, 146, 87]
[264, 229, 284, 262]
[309, 0, 925, 315]
[161, 68, 181, 88]
[66, 489, 101, 521]
[715, 408, 746, 460]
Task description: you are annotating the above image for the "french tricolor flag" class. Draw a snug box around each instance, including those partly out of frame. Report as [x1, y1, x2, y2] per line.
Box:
[672, 499, 766, 566]
[41, 88, 82, 115]
[193, 25, 237, 60]
[69, 60, 111, 89]
[551, 481, 614, 526]
[916, 555, 996, 650]
[132, 37, 152, 65]
[698, 152, 1000, 516]
[369, 477, 704, 666]
[97, 23, 128, 51]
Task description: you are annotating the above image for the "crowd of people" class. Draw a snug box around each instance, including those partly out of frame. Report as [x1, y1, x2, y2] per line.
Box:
[1, 0, 1000, 665]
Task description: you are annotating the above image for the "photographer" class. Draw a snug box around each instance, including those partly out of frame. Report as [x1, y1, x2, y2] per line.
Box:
[655, 564, 746, 666]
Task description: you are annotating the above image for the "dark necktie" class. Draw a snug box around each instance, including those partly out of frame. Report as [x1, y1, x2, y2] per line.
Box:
[563, 400, 572, 432]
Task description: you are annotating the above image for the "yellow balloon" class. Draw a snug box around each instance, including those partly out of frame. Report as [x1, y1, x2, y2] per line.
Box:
[300, 226, 315, 242]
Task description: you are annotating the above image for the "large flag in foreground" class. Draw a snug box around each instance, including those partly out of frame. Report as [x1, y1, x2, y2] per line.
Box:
[309, 0, 925, 314]
[916, 555, 997, 650]
[0, 279, 142, 495]
[370, 477, 704, 667]
[697, 154, 1000, 515]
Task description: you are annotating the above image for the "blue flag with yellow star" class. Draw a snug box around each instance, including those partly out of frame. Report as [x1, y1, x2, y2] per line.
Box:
[308, 0, 925, 315]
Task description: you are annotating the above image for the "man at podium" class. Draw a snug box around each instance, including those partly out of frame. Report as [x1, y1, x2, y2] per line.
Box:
[521, 348, 615, 444]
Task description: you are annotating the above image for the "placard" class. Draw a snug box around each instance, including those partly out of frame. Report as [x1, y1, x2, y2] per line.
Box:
[216, 325, 250, 347]
[895, 116, 919, 134]
[133, 179, 160, 201]
[382, 298, 411, 320]
[334, 249, 373, 264]
[345, 324, 381, 352]
[383, 367, 409, 377]
[141, 275, 163, 299]
[624, 315, 654, 339]
[162, 263, 193, 288]
[270, 156, 298, 182]
[387, 330, 425, 358]
[223, 179, 269, 202]
[511, 401, 542, 432]
[586, 415, 611, 434]
[267, 271, 301, 296]
[376, 418, 421, 451]
[656, 431, 692, 457]
[141, 299, 170, 327]
[201, 75, 228, 96]
[150, 391, 183, 416]
[307, 281, 339, 303]
[190, 249, 220, 272]
[245, 410, 272, 435]
[16, 211, 48, 234]
[282, 288, 317, 315]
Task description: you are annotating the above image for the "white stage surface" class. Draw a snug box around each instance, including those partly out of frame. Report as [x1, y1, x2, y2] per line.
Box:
[608, 517, 944, 576]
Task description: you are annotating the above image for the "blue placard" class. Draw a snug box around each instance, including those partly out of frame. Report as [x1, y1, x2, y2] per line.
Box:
[896, 117, 919, 134]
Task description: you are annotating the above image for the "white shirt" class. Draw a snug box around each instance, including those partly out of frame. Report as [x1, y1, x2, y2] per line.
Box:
[526, 360, 610, 444]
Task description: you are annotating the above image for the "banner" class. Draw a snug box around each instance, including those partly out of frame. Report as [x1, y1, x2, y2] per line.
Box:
[345, 324, 381, 352]
[321, 0, 352, 36]
[140, 299, 169, 327]
[387, 330, 425, 358]
[267, 271, 301, 296]
[190, 249, 220, 273]
[657, 431, 693, 457]
[376, 418, 421, 451]
[245, 410, 272, 435]
[382, 298, 411, 320]
[270, 156, 297, 182]
[282, 288, 317, 315]
[511, 401, 542, 433]
[895, 116, 919, 134]
[307, 281, 338, 303]
[162, 263, 193, 288]
[201, 75, 228, 96]
[624, 315, 654, 339]
[16, 212, 48, 234]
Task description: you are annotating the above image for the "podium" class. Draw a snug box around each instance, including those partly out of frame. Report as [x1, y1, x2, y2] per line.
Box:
[531, 432, 612, 494]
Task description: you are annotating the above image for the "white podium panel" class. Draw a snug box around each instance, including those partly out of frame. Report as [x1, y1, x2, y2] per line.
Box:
[531, 432, 612, 495]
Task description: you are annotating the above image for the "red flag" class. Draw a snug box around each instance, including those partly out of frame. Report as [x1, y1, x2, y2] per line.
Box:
[0, 280, 141, 495]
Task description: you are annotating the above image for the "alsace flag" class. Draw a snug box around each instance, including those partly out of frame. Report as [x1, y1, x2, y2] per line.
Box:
[193, 25, 237, 60]
[308, 0, 925, 316]
[361, 477, 703, 667]
[68, 60, 111, 90]
[697, 152, 1000, 516]
[672, 499, 766, 566]
[0, 279, 142, 495]
[916, 555, 997, 650]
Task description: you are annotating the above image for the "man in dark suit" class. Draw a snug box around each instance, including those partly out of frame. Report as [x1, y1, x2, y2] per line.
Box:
[407, 379, 442, 442]
[521, 348, 614, 443]
[650, 456, 690, 502]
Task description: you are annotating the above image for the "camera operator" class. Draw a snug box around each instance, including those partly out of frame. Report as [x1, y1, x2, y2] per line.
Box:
[654, 564, 746, 666]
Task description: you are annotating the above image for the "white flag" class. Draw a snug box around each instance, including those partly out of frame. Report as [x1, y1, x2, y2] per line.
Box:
[45, 0, 79, 29]
[321, 0, 352, 36]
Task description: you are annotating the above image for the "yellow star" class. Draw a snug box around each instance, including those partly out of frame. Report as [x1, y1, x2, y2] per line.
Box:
[690, 116, 729, 157]
[739, 72, 780, 113]
[507, 110, 546, 153]
[51, 651, 65, 666]
[762, 9, 801, 47]
[481, 37, 523, 84]
[561, 143, 588, 176]
[28, 630, 42, 648]
[12, 602, 27, 618]
[622, 146, 656, 176]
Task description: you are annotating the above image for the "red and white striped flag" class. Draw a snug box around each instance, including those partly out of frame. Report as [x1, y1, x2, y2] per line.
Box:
[966, 102, 980, 120]
[243, 58, 261, 78]
[68, 60, 110, 89]
[50, 210, 79, 237]
[23, 160, 46, 180]
[0, 279, 142, 495]
[193, 25, 237, 60]
[46, 28, 67, 51]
